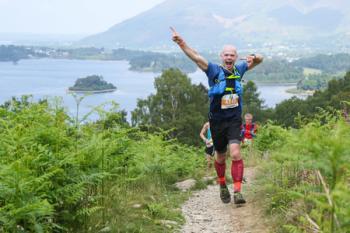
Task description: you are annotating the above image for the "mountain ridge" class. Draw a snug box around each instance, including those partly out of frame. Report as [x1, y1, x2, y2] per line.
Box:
[79, 0, 350, 52]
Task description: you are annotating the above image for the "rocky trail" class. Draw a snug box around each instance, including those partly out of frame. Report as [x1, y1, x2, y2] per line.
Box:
[180, 167, 269, 233]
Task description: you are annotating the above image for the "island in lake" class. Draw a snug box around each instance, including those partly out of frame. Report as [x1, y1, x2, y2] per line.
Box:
[68, 75, 117, 93]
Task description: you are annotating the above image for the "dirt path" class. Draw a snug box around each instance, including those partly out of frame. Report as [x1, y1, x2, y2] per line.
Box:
[180, 167, 269, 233]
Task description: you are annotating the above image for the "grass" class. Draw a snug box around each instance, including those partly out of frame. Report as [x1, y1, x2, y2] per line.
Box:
[252, 118, 350, 233]
[241, 144, 264, 167]
[83, 177, 197, 233]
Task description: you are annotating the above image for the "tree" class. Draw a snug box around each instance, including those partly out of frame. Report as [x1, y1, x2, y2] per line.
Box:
[131, 68, 209, 146]
[273, 97, 309, 128]
[242, 81, 266, 122]
[69, 75, 116, 92]
[271, 71, 350, 128]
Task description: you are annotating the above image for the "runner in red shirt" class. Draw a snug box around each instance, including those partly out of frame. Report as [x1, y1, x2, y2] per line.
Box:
[241, 113, 257, 145]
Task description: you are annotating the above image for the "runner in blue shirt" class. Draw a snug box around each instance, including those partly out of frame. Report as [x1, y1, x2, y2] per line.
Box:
[171, 27, 263, 204]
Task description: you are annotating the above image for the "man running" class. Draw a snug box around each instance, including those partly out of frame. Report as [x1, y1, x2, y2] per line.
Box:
[171, 27, 263, 204]
[200, 121, 215, 171]
[241, 113, 257, 145]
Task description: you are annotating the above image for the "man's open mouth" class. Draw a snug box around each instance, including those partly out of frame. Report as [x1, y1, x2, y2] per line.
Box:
[225, 62, 233, 67]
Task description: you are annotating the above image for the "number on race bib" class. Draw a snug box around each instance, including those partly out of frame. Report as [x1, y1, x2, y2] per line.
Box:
[221, 94, 239, 109]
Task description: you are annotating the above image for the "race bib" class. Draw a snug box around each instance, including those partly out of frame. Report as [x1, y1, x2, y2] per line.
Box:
[221, 94, 239, 109]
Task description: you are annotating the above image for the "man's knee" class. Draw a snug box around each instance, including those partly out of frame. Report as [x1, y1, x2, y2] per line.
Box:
[229, 143, 241, 160]
[215, 151, 226, 163]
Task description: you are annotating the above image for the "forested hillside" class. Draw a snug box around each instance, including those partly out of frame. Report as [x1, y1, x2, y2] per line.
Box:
[244, 59, 303, 83]
[292, 53, 350, 74]
[271, 71, 350, 127]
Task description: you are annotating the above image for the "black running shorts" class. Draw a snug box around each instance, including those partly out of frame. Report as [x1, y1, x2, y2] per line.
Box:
[209, 117, 242, 153]
[205, 145, 215, 156]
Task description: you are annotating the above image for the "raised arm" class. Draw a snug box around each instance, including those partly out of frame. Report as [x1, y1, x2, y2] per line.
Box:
[170, 27, 208, 71]
[246, 54, 263, 70]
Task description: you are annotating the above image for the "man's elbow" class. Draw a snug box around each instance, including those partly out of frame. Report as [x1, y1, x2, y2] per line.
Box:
[196, 60, 208, 71]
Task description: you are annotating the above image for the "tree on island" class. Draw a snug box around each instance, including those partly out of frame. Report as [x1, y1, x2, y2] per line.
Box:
[69, 75, 116, 92]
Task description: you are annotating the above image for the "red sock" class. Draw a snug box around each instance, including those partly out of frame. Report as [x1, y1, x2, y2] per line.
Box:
[215, 160, 226, 185]
[231, 159, 244, 192]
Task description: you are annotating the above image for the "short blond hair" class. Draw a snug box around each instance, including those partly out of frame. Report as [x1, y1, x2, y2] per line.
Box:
[244, 113, 253, 120]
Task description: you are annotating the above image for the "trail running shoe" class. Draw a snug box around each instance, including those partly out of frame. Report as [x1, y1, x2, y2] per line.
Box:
[234, 192, 246, 204]
[220, 185, 231, 204]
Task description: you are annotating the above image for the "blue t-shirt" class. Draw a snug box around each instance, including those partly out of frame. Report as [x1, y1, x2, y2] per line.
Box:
[205, 61, 248, 120]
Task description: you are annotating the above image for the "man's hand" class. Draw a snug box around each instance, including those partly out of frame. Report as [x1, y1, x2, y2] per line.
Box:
[246, 54, 263, 70]
[246, 54, 255, 68]
[205, 139, 213, 146]
[246, 54, 255, 61]
[170, 26, 185, 47]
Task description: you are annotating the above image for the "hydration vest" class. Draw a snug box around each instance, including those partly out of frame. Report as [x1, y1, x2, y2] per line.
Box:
[241, 123, 256, 138]
[208, 66, 243, 108]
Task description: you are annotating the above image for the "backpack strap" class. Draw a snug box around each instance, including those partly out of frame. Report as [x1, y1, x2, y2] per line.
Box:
[250, 123, 256, 137]
[240, 124, 246, 137]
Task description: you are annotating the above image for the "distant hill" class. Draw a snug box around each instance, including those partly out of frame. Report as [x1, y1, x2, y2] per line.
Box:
[79, 0, 350, 52]
[292, 53, 350, 73]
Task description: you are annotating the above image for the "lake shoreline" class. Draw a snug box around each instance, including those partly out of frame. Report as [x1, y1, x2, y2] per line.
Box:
[0, 58, 306, 121]
[66, 88, 117, 94]
[252, 81, 297, 86]
[285, 87, 315, 96]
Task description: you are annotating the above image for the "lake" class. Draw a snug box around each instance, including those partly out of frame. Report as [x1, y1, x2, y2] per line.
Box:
[0, 59, 299, 121]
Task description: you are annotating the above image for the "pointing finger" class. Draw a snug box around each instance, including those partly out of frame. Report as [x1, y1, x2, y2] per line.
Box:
[170, 26, 178, 36]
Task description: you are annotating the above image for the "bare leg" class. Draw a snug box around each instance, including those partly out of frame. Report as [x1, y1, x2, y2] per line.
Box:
[206, 154, 212, 171]
[229, 143, 242, 161]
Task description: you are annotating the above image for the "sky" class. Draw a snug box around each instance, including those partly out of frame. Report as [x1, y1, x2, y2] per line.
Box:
[0, 0, 166, 35]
